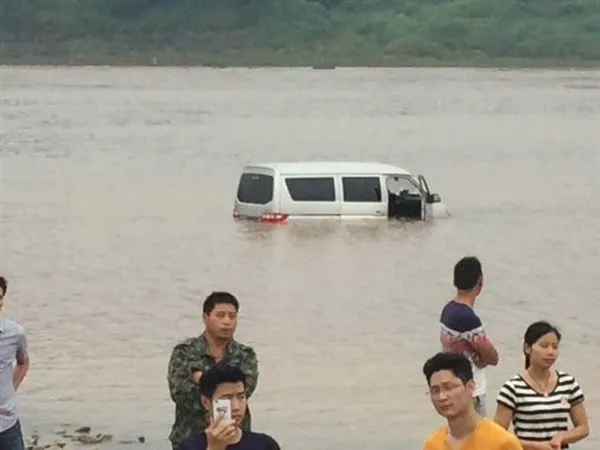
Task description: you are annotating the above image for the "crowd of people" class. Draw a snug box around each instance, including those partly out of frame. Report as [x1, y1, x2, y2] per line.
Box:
[423, 258, 590, 450]
[0, 255, 592, 450]
[165, 256, 591, 450]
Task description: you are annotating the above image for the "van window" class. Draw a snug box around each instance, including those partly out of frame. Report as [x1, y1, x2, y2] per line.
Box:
[237, 173, 273, 204]
[342, 177, 382, 202]
[285, 177, 335, 202]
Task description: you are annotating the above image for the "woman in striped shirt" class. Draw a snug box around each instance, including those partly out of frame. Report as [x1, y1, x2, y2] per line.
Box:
[494, 321, 589, 449]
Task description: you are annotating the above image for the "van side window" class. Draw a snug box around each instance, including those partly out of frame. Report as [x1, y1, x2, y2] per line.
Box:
[342, 177, 382, 202]
[285, 177, 335, 202]
[237, 173, 274, 204]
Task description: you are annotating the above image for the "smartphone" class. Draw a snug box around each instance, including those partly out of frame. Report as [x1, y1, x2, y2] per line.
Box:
[213, 398, 232, 421]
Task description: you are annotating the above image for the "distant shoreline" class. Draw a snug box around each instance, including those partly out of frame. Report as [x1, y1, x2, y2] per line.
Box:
[2, 49, 600, 70]
[3, 61, 600, 70]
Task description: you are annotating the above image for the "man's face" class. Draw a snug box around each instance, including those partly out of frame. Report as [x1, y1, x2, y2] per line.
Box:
[0, 289, 5, 312]
[202, 381, 247, 426]
[203, 303, 238, 340]
[428, 370, 474, 419]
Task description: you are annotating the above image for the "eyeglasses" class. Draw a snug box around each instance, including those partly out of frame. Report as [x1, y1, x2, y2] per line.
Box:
[429, 383, 464, 398]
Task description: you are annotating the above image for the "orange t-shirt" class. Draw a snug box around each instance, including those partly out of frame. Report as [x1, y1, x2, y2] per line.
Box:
[423, 418, 523, 450]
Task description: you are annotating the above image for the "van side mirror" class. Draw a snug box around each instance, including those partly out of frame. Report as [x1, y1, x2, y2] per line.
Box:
[426, 193, 441, 203]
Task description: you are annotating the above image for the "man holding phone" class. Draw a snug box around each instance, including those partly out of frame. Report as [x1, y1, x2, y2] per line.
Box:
[179, 363, 280, 450]
[168, 292, 259, 450]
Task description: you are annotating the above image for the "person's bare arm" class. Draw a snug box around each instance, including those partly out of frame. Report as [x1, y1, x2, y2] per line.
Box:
[13, 330, 29, 390]
[550, 401, 589, 447]
[494, 403, 513, 430]
[470, 324, 499, 367]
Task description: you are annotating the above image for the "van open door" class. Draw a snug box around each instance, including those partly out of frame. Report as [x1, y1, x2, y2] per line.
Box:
[385, 175, 426, 220]
[417, 175, 430, 196]
[417, 174, 443, 219]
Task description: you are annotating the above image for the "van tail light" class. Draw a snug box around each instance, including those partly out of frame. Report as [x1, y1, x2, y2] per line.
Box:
[232, 211, 241, 219]
[259, 213, 289, 224]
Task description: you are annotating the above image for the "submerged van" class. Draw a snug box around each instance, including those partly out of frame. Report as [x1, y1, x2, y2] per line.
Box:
[233, 162, 448, 224]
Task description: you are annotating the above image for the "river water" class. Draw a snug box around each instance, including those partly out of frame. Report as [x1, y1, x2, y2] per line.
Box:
[1, 66, 599, 449]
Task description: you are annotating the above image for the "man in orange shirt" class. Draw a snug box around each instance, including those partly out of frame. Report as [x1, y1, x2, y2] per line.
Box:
[422, 352, 523, 450]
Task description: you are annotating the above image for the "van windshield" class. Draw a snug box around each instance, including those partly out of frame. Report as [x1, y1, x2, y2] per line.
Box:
[236, 173, 273, 204]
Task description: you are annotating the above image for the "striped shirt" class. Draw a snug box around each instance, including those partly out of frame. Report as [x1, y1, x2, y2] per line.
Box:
[496, 371, 585, 448]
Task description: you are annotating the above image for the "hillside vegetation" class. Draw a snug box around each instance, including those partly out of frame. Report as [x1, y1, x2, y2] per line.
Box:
[1, 0, 599, 66]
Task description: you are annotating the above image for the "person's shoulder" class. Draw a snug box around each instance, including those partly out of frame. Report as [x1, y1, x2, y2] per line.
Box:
[423, 425, 447, 449]
[231, 339, 256, 356]
[482, 418, 511, 432]
[179, 431, 207, 450]
[498, 428, 522, 449]
[556, 370, 578, 383]
[480, 419, 521, 446]
[441, 300, 460, 314]
[0, 317, 25, 335]
[501, 374, 523, 387]
[440, 301, 481, 330]
[174, 336, 205, 351]
[169, 336, 207, 364]
[441, 300, 474, 314]
[246, 431, 280, 449]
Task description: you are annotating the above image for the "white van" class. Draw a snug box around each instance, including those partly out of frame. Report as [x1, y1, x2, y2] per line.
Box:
[233, 162, 448, 224]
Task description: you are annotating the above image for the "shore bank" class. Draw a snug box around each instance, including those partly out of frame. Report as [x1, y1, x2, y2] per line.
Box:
[24, 426, 146, 450]
[2, 47, 600, 69]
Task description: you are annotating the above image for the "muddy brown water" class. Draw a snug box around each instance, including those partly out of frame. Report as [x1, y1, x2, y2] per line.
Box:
[1, 66, 599, 449]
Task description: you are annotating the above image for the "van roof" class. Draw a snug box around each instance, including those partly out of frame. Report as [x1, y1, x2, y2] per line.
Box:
[242, 161, 412, 176]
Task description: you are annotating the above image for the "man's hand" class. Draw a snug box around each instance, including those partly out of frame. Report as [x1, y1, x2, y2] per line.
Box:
[13, 357, 30, 390]
[191, 371, 203, 384]
[526, 442, 558, 450]
[206, 413, 237, 450]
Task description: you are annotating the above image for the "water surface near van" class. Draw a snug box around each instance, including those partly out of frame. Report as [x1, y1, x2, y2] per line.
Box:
[1, 66, 599, 449]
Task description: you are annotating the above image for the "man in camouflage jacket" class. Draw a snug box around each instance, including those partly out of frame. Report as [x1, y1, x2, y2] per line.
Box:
[167, 292, 259, 450]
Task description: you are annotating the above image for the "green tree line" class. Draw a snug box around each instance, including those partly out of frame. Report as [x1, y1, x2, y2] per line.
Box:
[1, 0, 599, 65]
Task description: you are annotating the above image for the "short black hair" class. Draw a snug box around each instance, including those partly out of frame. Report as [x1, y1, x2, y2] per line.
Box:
[0, 276, 7, 296]
[422, 352, 473, 385]
[200, 363, 246, 398]
[203, 291, 239, 315]
[453, 256, 482, 290]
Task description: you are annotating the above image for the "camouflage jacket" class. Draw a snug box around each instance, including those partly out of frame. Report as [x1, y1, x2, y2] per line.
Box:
[167, 333, 259, 449]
